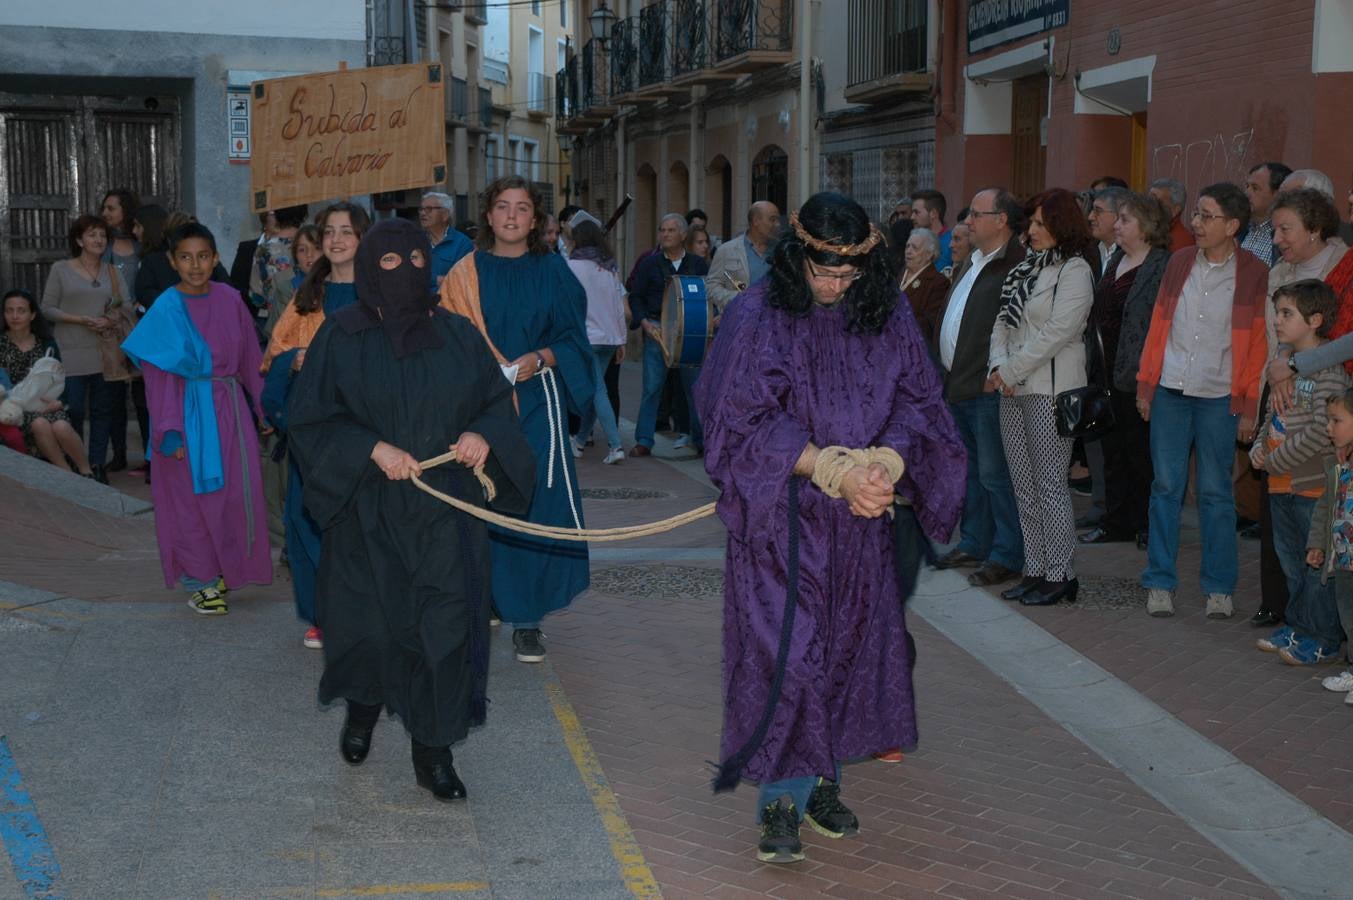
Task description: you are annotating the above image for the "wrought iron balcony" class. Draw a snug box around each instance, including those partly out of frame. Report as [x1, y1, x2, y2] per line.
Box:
[446, 76, 469, 124]
[672, 0, 740, 85]
[609, 17, 639, 100]
[556, 59, 586, 134]
[638, 1, 673, 90]
[713, 0, 793, 70]
[579, 39, 618, 119]
[844, 0, 930, 102]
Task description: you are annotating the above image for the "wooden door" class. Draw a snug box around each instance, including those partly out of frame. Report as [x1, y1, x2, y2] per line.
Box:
[1011, 75, 1046, 201]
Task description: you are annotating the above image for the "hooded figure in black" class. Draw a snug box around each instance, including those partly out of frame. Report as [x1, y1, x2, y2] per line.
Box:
[288, 217, 535, 802]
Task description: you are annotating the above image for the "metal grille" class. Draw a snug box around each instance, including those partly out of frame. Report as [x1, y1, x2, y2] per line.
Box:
[581, 39, 609, 109]
[447, 77, 469, 121]
[610, 18, 638, 97]
[672, 0, 709, 76]
[714, 0, 792, 62]
[1, 95, 180, 296]
[847, 0, 927, 88]
[639, 2, 671, 88]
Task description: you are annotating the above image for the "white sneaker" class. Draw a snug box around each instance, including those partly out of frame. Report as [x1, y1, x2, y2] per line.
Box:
[673, 434, 691, 449]
[1146, 588, 1175, 618]
[1205, 593, 1234, 619]
[603, 447, 625, 465]
[570, 436, 584, 458]
[1321, 670, 1353, 692]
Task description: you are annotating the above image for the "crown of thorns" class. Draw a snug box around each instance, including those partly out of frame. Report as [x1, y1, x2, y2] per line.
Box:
[789, 211, 884, 257]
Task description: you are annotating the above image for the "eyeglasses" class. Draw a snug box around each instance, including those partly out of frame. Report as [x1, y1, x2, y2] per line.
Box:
[967, 210, 1003, 219]
[418, 206, 442, 213]
[806, 259, 864, 283]
[1190, 210, 1228, 222]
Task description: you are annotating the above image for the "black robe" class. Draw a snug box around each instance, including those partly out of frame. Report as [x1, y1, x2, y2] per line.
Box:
[287, 311, 535, 747]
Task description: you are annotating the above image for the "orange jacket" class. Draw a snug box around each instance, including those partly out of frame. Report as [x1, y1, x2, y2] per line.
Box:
[1135, 245, 1270, 418]
[260, 300, 326, 372]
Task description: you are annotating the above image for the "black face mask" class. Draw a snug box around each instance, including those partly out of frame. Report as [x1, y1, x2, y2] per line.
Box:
[347, 218, 443, 358]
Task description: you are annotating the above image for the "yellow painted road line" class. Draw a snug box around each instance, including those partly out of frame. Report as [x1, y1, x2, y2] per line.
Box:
[545, 680, 662, 900]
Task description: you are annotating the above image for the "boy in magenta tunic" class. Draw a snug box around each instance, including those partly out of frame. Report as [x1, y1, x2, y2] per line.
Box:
[122, 223, 272, 613]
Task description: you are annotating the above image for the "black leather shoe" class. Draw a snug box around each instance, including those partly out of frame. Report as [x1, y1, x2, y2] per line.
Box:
[1249, 609, 1281, 627]
[90, 465, 109, 485]
[340, 722, 375, 766]
[933, 549, 983, 570]
[414, 761, 468, 801]
[105, 453, 127, 473]
[968, 562, 1020, 586]
[1078, 527, 1135, 545]
[1021, 578, 1080, 606]
[1000, 576, 1044, 601]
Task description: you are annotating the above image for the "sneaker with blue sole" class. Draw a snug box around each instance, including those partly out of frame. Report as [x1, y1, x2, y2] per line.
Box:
[1279, 636, 1342, 666]
[1256, 626, 1295, 653]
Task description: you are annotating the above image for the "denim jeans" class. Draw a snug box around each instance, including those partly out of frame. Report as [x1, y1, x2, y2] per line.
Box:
[1271, 493, 1342, 647]
[949, 393, 1023, 570]
[63, 372, 114, 466]
[1143, 387, 1238, 594]
[755, 764, 841, 822]
[633, 335, 669, 449]
[574, 345, 623, 450]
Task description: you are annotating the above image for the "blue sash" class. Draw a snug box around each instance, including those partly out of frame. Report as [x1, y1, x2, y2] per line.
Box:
[121, 288, 224, 494]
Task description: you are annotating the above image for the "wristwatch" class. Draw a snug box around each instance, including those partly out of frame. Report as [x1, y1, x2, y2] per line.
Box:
[535, 351, 547, 371]
[1288, 354, 1299, 374]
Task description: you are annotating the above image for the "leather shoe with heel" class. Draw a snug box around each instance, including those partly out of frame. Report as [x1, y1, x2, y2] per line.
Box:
[340, 701, 381, 766]
[1021, 578, 1079, 606]
[1000, 576, 1044, 601]
[414, 760, 468, 802]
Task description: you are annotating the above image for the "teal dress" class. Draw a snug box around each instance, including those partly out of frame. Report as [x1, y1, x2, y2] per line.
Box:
[475, 251, 594, 625]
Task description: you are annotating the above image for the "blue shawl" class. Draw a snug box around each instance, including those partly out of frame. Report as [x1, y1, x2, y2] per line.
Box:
[121, 287, 224, 494]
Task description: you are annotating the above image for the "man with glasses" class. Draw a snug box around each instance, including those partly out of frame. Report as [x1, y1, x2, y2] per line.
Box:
[419, 191, 473, 288]
[1088, 186, 1127, 280]
[931, 188, 1028, 587]
[1134, 183, 1270, 619]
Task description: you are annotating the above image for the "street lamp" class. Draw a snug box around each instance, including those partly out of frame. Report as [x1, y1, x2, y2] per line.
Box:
[589, 1, 617, 46]
[557, 133, 573, 152]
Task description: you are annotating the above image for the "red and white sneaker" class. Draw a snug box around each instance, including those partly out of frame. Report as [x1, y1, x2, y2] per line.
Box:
[303, 627, 323, 649]
[872, 748, 905, 763]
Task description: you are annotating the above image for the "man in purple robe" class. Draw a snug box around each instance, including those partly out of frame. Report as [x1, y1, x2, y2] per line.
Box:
[695, 192, 966, 864]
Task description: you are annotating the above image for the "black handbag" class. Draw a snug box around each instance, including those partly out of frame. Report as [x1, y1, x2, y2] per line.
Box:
[1052, 322, 1116, 438]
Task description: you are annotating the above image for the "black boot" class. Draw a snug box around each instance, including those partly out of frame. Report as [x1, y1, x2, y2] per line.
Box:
[340, 701, 381, 766]
[412, 740, 467, 801]
[90, 464, 109, 485]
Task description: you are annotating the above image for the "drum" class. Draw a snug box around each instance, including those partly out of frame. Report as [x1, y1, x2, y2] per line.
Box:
[659, 275, 715, 367]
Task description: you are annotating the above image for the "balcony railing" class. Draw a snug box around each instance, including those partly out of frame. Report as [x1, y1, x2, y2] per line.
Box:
[556, 57, 578, 123]
[580, 38, 612, 112]
[528, 71, 552, 115]
[479, 86, 493, 127]
[610, 17, 638, 98]
[447, 75, 469, 122]
[714, 0, 793, 63]
[672, 0, 709, 77]
[846, 0, 927, 89]
[638, 1, 672, 88]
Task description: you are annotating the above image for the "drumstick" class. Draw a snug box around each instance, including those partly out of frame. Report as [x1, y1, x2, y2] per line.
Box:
[604, 194, 634, 234]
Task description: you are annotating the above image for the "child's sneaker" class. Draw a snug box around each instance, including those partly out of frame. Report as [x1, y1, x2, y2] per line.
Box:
[1278, 636, 1341, 666]
[1256, 626, 1295, 653]
[1321, 670, 1353, 692]
[188, 577, 229, 616]
[303, 626, 324, 649]
[1146, 588, 1174, 617]
[1205, 593, 1233, 619]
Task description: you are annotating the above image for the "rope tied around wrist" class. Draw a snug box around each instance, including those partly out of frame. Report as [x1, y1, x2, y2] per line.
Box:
[810, 445, 905, 498]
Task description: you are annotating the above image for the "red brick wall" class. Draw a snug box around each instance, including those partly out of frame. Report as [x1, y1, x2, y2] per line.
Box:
[942, 0, 1353, 204]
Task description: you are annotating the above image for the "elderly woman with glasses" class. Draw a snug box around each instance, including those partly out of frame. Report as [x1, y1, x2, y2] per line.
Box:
[896, 227, 951, 345]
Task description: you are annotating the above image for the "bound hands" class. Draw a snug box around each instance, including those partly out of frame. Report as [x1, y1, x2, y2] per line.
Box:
[371, 440, 422, 481]
[451, 431, 489, 468]
[840, 463, 895, 519]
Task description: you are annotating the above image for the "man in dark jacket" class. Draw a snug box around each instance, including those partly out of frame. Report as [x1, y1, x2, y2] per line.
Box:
[628, 213, 710, 456]
[931, 188, 1027, 588]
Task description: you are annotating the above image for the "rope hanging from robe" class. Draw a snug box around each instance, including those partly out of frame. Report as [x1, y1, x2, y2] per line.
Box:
[409, 443, 906, 543]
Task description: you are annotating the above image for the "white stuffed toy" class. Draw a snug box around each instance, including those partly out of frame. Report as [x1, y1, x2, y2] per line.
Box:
[0, 354, 65, 426]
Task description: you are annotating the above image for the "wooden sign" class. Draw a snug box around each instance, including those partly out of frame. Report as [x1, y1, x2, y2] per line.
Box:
[250, 63, 446, 212]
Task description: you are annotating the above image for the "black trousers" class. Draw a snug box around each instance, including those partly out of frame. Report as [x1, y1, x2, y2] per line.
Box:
[1100, 390, 1153, 535]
